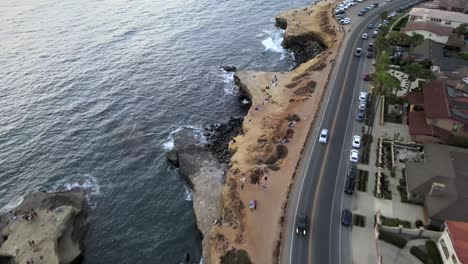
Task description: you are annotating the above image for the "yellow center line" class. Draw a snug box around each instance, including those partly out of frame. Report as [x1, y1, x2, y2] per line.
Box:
[307, 37, 358, 264]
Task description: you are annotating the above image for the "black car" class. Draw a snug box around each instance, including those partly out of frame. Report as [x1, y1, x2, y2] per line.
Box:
[356, 110, 365, 122]
[344, 177, 355, 194]
[341, 209, 353, 226]
[348, 165, 357, 180]
[296, 213, 308, 236]
[358, 11, 364, 16]
[367, 51, 374, 58]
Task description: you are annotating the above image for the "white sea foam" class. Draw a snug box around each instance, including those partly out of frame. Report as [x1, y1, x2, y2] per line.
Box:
[222, 71, 238, 95]
[184, 186, 193, 201]
[242, 99, 250, 104]
[51, 174, 101, 208]
[1, 196, 24, 213]
[162, 125, 207, 151]
[261, 29, 287, 59]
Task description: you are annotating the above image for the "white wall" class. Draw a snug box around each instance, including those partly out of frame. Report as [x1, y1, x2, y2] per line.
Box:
[437, 227, 461, 264]
[404, 30, 449, 44]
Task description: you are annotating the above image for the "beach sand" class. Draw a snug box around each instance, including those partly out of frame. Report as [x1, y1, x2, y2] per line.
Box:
[208, 2, 344, 263]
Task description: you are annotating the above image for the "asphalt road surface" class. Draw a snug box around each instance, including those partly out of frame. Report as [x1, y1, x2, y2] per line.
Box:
[280, 1, 411, 263]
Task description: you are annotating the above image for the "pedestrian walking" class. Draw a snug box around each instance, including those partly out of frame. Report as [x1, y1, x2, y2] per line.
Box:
[240, 176, 246, 190]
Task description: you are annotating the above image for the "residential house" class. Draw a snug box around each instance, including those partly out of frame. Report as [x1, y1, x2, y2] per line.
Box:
[402, 8, 467, 46]
[437, 221, 468, 264]
[436, 0, 468, 13]
[405, 143, 468, 222]
[408, 80, 468, 143]
[407, 39, 444, 65]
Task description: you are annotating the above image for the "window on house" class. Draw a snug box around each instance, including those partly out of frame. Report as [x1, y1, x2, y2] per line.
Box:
[430, 18, 442, 23]
[452, 123, 459, 133]
[451, 254, 458, 263]
[445, 20, 451, 25]
[440, 239, 450, 259]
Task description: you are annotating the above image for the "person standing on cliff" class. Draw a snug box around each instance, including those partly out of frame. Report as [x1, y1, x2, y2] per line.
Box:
[240, 176, 246, 190]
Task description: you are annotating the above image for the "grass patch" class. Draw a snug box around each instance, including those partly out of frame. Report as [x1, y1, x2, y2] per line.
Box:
[392, 15, 409, 31]
[459, 52, 468, 61]
[378, 230, 407, 248]
[374, 172, 392, 200]
[426, 240, 443, 264]
[360, 134, 373, 165]
[381, 215, 411, 228]
[357, 170, 369, 192]
[410, 246, 429, 263]
[364, 93, 375, 127]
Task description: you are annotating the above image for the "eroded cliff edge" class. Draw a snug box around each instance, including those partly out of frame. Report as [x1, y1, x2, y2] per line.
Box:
[0, 191, 88, 264]
[208, 2, 343, 264]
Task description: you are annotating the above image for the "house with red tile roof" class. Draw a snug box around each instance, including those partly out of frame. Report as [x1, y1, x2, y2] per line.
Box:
[408, 80, 468, 143]
[437, 221, 468, 264]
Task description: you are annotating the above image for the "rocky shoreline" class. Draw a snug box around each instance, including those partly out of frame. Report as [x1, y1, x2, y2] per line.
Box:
[0, 191, 88, 264]
[166, 115, 245, 262]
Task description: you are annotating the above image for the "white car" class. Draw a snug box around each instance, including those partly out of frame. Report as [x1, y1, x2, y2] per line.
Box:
[350, 150, 359, 163]
[357, 0, 363, 2]
[319, 129, 329, 143]
[358, 101, 366, 110]
[362, 33, 368, 39]
[342, 20, 351, 25]
[359, 92, 368, 102]
[352, 135, 362, 148]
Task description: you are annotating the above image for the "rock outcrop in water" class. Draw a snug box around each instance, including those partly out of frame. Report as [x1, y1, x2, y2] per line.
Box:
[0, 191, 88, 264]
[166, 117, 244, 262]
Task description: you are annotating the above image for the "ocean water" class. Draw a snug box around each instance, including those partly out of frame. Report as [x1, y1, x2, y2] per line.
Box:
[0, 0, 311, 262]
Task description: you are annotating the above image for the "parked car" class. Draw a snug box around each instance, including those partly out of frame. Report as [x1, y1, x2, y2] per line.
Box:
[348, 165, 357, 180]
[367, 42, 374, 52]
[355, 48, 362, 57]
[319, 129, 329, 144]
[295, 213, 308, 236]
[367, 51, 374, 58]
[350, 149, 359, 163]
[358, 11, 365, 16]
[359, 91, 368, 102]
[367, 23, 374, 29]
[372, 30, 378, 38]
[356, 110, 365, 122]
[344, 176, 355, 194]
[362, 33, 368, 39]
[358, 101, 366, 110]
[363, 73, 370, 81]
[341, 209, 353, 226]
[352, 135, 362, 148]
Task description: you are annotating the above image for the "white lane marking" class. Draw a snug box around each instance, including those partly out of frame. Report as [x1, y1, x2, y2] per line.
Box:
[328, 28, 367, 263]
[289, 42, 340, 264]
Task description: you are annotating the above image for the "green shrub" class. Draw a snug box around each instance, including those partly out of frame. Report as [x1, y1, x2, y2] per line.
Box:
[448, 136, 468, 148]
[426, 240, 443, 264]
[381, 216, 411, 228]
[459, 52, 468, 60]
[415, 220, 424, 228]
[379, 230, 407, 248]
[410, 246, 429, 263]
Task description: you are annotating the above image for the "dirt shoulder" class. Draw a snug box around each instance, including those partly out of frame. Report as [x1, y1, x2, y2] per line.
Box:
[208, 2, 343, 263]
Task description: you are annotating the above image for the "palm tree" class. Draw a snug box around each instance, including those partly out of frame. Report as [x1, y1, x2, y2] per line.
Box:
[380, 11, 388, 20]
[455, 23, 468, 39]
[409, 33, 424, 52]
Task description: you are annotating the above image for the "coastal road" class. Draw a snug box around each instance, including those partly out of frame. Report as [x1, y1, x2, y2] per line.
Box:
[280, 1, 410, 264]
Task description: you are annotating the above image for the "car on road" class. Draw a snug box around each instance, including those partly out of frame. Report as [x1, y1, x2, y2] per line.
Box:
[361, 33, 368, 39]
[355, 48, 362, 57]
[295, 213, 308, 236]
[344, 175, 355, 194]
[352, 135, 361, 148]
[350, 149, 359, 163]
[367, 43, 374, 52]
[359, 91, 368, 102]
[357, 11, 365, 16]
[319, 129, 329, 144]
[358, 101, 366, 111]
[372, 30, 378, 38]
[367, 50, 374, 58]
[367, 23, 373, 29]
[341, 209, 353, 226]
[363, 73, 370, 81]
[356, 110, 365, 122]
[342, 19, 351, 25]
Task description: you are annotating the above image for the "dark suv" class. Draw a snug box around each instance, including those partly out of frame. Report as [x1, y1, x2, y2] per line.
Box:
[345, 165, 357, 194]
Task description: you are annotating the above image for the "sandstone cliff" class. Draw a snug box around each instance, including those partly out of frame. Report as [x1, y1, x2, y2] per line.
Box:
[0, 191, 88, 264]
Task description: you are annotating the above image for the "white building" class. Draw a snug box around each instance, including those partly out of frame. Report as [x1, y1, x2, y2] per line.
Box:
[402, 8, 467, 46]
[408, 8, 468, 28]
[437, 221, 468, 264]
